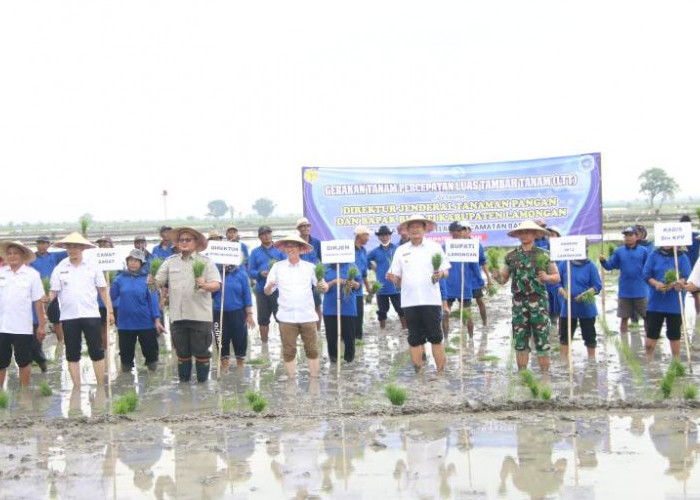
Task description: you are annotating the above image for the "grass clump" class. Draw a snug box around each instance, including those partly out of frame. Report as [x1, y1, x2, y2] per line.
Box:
[660, 375, 674, 399]
[38, 382, 53, 397]
[683, 384, 698, 401]
[0, 390, 9, 408]
[113, 390, 138, 414]
[385, 383, 407, 406]
[659, 360, 687, 399]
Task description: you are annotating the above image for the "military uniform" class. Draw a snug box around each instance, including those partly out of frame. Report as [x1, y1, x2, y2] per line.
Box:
[505, 247, 551, 355]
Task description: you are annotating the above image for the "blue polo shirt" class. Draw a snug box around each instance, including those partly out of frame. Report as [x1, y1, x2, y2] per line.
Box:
[601, 244, 649, 298]
[151, 243, 175, 260]
[31, 251, 68, 279]
[353, 245, 369, 297]
[322, 263, 358, 317]
[300, 236, 322, 265]
[643, 249, 692, 314]
[535, 237, 550, 250]
[249, 244, 286, 294]
[212, 266, 252, 312]
[367, 243, 399, 295]
[688, 231, 700, 267]
[110, 271, 160, 330]
[470, 241, 487, 290]
[556, 260, 602, 319]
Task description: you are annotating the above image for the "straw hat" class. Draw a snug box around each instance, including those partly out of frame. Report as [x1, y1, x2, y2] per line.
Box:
[273, 235, 313, 254]
[507, 221, 547, 238]
[53, 232, 96, 249]
[169, 227, 208, 252]
[0, 240, 37, 264]
[208, 230, 223, 241]
[398, 213, 437, 233]
[296, 217, 311, 228]
[547, 225, 562, 237]
[353, 226, 370, 236]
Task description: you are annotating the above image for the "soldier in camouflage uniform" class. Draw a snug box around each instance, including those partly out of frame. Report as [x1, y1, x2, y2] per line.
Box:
[494, 221, 560, 372]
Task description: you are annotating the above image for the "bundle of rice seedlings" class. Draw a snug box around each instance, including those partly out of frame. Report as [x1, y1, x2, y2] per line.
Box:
[343, 266, 359, 297]
[444, 346, 458, 354]
[519, 369, 535, 387]
[684, 384, 698, 400]
[113, 390, 138, 414]
[431, 253, 443, 283]
[660, 375, 674, 399]
[535, 253, 550, 272]
[541, 387, 552, 401]
[42, 277, 51, 296]
[244, 390, 268, 412]
[313, 262, 325, 293]
[39, 382, 53, 397]
[149, 258, 163, 291]
[578, 289, 596, 304]
[244, 390, 260, 403]
[192, 259, 207, 290]
[365, 280, 383, 303]
[669, 359, 687, 378]
[664, 269, 678, 285]
[385, 384, 407, 406]
[486, 248, 501, 271]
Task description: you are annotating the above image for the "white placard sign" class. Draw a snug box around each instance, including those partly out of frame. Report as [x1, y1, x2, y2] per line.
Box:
[549, 236, 587, 261]
[321, 240, 355, 264]
[93, 249, 123, 271]
[204, 241, 241, 265]
[654, 222, 692, 247]
[445, 239, 479, 263]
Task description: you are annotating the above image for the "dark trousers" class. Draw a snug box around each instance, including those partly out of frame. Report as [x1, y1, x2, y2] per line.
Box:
[31, 324, 47, 365]
[63, 317, 104, 362]
[214, 309, 248, 359]
[118, 329, 159, 367]
[377, 294, 403, 321]
[354, 296, 364, 339]
[324, 315, 356, 362]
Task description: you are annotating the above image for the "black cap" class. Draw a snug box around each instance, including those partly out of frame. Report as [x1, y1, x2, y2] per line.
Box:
[258, 225, 272, 235]
[681, 215, 692, 223]
[448, 221, 465, 233]
[159, 225, 172, 234]
[36, 235, 51, 243]
[622, 226, 638, 235]
[375, 225, 393, 236]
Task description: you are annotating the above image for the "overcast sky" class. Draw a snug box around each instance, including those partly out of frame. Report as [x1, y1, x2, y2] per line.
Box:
[1, 1, 698, 225]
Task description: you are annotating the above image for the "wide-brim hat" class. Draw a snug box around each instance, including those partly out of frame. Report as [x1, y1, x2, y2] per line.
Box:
[398, 214, 437, 233]
[169, 227, 208, 252]
[273, 235, 313, 254]
[507, 221, 547, 238]
[53, 232, 96, 249]
[0, 240, 37, 264]
[547, 225, 562, 237]
[296, 217, 311, 228]
[208, 230, 222, 241]
[375, 225, 393, 236]
[354, 225, 370, 236]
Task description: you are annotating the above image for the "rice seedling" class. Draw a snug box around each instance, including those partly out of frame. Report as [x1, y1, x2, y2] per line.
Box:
[478, 354, 500, 363]
[38, 382, 53, 397]
[355, 339, 365, 346]
[149, 258, 163, 291]
[519, 369, 535, 387]
[683, 384, 698, 400]
[251, 397, 268, 413]
[245, 390, 261, 404]
[614, 338, 644, 384]
[42, 277, 51, 296]
[605, 242, 617, 258]
[444, 346, 458, 354]
[578, 289, 596, 304]
[313, 262, 326, 293]
[696, 207, 700, 220]
[669, 359, 687, 378]
[106, 270, 117, 283]
[343, 266, 359, 297]
[192, 259, 207, 290]
[529, 383, 540, 397]
[247, 358, 267, 366]
[385, 383, 407, 406]
[79, 215, 90, 237]
[0, 391, 9, 409]
[449, 307, 472, 324]
[541, 387, 552, 401]
[113, 390, 138, 414]
[431, 253, 443, 283]
[660, 375, 674, 399]
[664, 269, 678, 285]
[535, 253, 550, 272]
[486, 248, 502, 271]
[365, 280, 383, 303]
[222, 395, 239, 412]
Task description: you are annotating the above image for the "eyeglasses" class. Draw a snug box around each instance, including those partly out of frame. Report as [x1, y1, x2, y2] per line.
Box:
[282, 243, 299, 248]
[179, 237, 195, 243]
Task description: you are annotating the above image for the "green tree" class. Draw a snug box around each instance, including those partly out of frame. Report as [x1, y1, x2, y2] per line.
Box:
[207, 199, 229, 219]
[252, 198, 276, 218]
[638, 168, 679, 212]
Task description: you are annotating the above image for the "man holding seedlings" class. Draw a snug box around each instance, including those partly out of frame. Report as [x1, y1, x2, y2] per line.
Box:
[0, 241, 46, 388]
[49, 233, 113, 387]
[264, 235, 328, 378]
[387, 214, 450, 373]
[249, 226, 286, 343]
[642, 245, 691, 359]
[367, 225, 406, 329]
[353, 226, 371, 340]
[297, 217, 323, 328]
[599, 226, 649, 335]
[154, 227, 220, 382]
[493, 221, 560, 372]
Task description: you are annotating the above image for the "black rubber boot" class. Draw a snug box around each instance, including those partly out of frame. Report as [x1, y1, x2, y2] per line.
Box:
[195, 361, 210, 383]
[178, 360, 192, 382]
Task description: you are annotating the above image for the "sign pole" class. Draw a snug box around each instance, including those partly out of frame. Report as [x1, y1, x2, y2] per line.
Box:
[105, 271, 113, 402]
[673, 246, 692, 371]
[337, 263, 342, 378]
[217, 269, 226, 379]
[459, 262, 464, 371]
[567, 261, 573, 395]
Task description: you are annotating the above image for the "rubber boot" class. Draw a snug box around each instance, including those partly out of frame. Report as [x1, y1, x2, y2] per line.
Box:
[195, 361, 210, 383]
[178, 360, 192, 382]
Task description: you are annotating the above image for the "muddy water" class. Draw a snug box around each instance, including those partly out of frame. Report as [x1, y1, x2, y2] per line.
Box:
[2, 276, 700, 497]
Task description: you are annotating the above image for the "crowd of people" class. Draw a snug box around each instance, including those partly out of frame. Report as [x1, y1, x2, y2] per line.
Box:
[1, 213, 700, 390]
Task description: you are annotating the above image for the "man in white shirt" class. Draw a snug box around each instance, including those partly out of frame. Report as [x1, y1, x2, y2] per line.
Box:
[0, 241, 46, 388]
[49, 232, 113, 387]
[388, 214, 450, 373]
[264, 235, 328, 378]
[683, 260, 700, 294]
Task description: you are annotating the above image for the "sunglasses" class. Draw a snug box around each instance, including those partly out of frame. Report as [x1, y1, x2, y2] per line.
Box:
[179, 237, 195, 243]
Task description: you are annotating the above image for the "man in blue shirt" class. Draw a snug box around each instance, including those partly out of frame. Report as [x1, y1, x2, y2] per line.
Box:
[152, 226, 175, 260]
[367, 225, 406, 329]
[225, 225, 250, 274]
[297, 217, 323, 328]
[353, 226, 371, 339]
[600, 226, 649, 335]
[249, 226, 286, 343]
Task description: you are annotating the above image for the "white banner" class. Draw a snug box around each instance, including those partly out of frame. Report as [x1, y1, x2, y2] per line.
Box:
[549, 236, 587, 261]
[654, 222, 692, 247]
[445, 239, 479, 263]
[321, 240, 355, 264]
[204, 241, 242, 265]
[92, 248, 124, 271]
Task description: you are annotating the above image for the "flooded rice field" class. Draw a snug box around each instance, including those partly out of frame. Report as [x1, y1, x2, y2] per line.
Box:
[2, 277, 700, 498]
